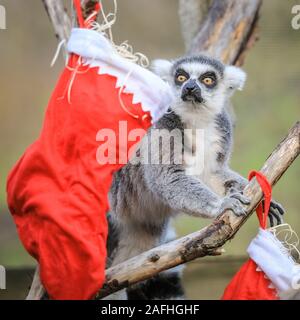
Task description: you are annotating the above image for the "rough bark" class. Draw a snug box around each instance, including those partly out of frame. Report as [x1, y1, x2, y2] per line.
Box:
[42, 0, 99, 43]
[189, 0, 262, 65]
[26, 266, 43, 300]
[42, 0, 71, 44]
[178, 0, 212, 52]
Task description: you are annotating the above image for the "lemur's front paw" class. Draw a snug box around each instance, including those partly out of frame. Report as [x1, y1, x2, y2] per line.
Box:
[218, 193, 250, 217]
[266, 200, 285, 227]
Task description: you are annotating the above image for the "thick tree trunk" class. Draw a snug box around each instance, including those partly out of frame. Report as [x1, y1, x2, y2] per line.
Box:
[188, 0, 262, 65]
[178, 0, 212, 52]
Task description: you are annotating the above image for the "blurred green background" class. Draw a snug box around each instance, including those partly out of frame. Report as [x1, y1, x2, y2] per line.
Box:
[0, 0, 299, 299]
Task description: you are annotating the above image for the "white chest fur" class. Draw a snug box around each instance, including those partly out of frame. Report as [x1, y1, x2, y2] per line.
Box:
[183, 114, 224, 195]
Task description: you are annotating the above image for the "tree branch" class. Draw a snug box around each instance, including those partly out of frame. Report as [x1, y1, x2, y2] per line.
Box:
[25, 266, 43, 300]
[189, 0, 262, 65]
[178, 0, 212, 52]
[41, 0, 99, 44]
[97, 121, 300, 298]
[42, 0, 71, 44]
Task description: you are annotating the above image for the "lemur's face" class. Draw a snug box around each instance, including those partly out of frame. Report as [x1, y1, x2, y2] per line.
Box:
[173, 60, 222, 105]
[152, 55, 246, 118]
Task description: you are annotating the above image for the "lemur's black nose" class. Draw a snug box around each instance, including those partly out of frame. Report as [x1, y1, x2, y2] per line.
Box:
[184, 80, 198, 93]
[181, 79, 203, 103]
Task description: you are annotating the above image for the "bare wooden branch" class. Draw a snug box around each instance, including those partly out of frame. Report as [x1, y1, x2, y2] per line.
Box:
[42, 0, 99, 42]
[189, 0, 262, 65]
[97, 122, 300, 298]
[42, 0, 71, 43]
[26, 266, 43, 300]
[178, 0, 212, 52]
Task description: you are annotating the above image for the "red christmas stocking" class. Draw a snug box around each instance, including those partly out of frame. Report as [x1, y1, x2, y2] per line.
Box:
[222, 171, 300, 300]
[6, 2, 173, 300]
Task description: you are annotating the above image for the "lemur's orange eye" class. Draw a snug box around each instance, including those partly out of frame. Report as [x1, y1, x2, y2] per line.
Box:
[202, 77, 214, 86]
[176, 75, 188, 83]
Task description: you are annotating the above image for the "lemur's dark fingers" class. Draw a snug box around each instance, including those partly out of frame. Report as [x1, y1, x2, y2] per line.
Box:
[263, 199, 285, 216]
[230, 193, 251, 205]
[268, 207, 283, 226]
[270, 212, 282, 226]
[268, 213, 274, 227]
[270, 201, 285, 216]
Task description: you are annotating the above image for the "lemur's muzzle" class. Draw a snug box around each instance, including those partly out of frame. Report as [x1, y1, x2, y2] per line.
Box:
[181, 79, 203, 103]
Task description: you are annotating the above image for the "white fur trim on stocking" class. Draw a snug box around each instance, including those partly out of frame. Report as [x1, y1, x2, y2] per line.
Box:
[248, 228, 300, 300]
[67, 28, 173, 123]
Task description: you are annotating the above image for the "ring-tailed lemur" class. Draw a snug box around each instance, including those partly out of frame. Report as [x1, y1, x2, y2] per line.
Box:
[106, 55, 284, 300]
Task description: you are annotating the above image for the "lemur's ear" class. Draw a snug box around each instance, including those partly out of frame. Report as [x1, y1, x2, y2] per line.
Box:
[151, 59, 173, 81]
[224, 66, 247, 92]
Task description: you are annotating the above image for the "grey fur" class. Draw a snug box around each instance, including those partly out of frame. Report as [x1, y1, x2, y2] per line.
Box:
[172, 55, 225, 76]
[105, 55, 284, 300]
